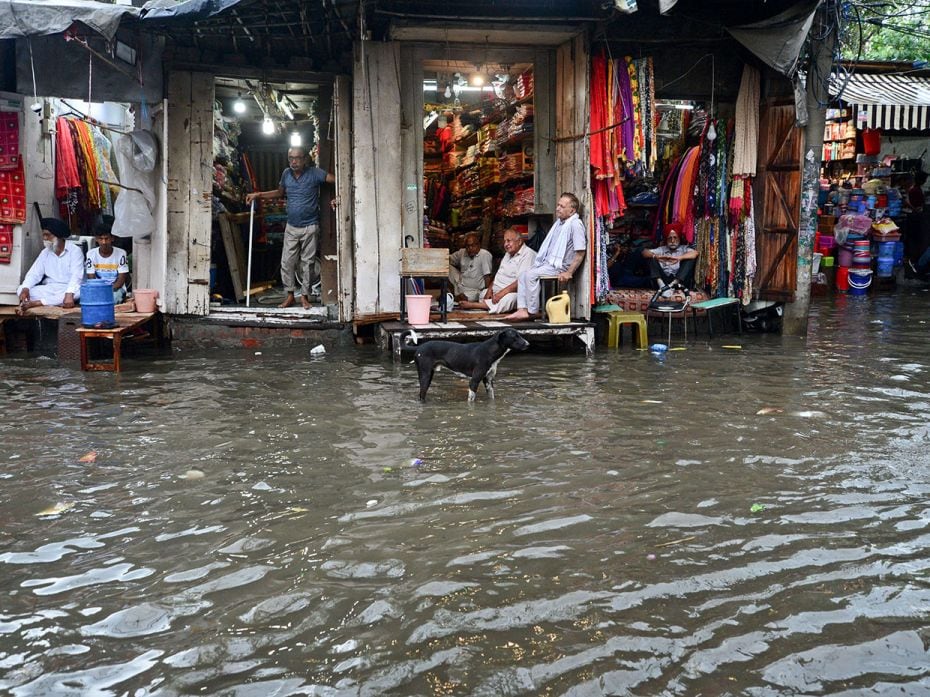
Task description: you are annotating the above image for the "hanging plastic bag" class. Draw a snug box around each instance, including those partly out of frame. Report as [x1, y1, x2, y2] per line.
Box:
[112, 130, 158, 239]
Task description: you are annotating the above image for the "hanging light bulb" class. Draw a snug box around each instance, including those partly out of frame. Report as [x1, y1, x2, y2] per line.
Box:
[233, 92, 246, 114]
[470, 72, 485, 87]
[290, 131, 302, 147]
[262, 116, 274, 135]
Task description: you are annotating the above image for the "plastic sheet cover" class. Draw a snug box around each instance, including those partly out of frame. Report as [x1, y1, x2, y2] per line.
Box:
[0, 0, 139, 41]
[727, 0, 821, 78]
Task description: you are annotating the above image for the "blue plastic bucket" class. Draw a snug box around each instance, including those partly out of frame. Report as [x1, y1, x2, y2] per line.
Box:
[893, 241, 905, 265]
[848, 268, 872, 296]
[877, 241, 895, 259]
[81, 279, 116, 328]
[876, 257, 894, 278]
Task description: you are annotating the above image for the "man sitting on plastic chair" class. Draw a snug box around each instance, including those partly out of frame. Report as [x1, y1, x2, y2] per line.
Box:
[644, 222, 698, 305]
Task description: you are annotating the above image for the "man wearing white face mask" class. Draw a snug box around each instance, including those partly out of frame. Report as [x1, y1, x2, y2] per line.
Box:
[16, 218, 84, 314]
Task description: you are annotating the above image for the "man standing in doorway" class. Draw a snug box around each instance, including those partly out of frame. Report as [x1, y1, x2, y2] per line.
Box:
[246, 146, 335, 309]
[504, 192, 586, 321]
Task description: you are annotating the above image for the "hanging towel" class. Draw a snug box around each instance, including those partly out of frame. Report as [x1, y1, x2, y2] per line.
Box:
[733, 65, 760, 175]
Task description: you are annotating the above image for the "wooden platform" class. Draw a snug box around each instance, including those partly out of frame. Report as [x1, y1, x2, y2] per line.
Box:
[379, 318, 595, 362]
[77, 312, 162, 372]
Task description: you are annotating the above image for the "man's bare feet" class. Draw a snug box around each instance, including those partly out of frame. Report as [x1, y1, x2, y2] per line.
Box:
[278, 293, 296, 308]
[16, 300, 41, 316]
[503, 308, 538, 322]
[458, 300, 489, 310]
[301, 296, 312, 310]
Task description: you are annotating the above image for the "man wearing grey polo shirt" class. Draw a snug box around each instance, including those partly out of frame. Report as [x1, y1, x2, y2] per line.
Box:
[246, 146, 334, 309]
[505, 192, 586, 321]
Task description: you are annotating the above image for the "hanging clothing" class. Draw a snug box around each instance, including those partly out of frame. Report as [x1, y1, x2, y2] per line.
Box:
[733, 64, 760, 176]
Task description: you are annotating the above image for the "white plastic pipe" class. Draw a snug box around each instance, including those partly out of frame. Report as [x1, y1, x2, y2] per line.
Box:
[246, 199, 255, 307]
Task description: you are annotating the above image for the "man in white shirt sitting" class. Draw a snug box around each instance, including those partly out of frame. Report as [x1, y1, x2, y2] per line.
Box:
[16, 218, 84, 314]
[448, 233, 493, 302]
[504, 192, 587, 322]
[459, 228, 537, 314]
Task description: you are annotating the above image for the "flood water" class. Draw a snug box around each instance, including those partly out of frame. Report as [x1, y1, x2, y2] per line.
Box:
[3, 289, 930, 696]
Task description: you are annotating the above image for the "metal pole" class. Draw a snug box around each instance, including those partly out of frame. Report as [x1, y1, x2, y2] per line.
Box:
[246, 199, 255, 307]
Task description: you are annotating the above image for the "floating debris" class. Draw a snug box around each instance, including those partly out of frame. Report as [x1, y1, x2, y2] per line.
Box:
[756, 407, 784, 415]
[78, 452, 97, 463]
[180, 469, 205, 480]
[36, 502, 74, 517]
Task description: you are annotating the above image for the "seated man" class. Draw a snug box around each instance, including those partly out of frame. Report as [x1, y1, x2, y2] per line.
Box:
[85, 215, 130, 302]
[505, 192, 587, 321]
[643, 223, 698, 296]
[459, 228, 537, 314]
[448, 232, 493, 302]
[16, 218, 84, 314]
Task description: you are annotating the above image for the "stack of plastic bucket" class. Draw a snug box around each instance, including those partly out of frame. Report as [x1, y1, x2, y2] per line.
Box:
[893, 240, 905, 267]
[876, 240, 896, 278]
[851, 239, 871, 268]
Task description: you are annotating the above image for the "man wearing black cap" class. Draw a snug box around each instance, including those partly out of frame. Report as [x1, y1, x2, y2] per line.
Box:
[16, 218, 85, 314]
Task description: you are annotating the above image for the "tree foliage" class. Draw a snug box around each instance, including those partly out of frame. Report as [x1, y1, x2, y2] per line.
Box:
[845, 0, 930, 62]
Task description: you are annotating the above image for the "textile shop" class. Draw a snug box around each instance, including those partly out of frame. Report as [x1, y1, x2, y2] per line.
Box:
[584, 53, 763, 320]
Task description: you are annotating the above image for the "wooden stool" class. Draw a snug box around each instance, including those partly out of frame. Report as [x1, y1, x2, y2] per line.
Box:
[77, 312, 160, 372]
[539, 276, 561, 306]
[605, 311, 648, 349]
[400, 248, 449, 324]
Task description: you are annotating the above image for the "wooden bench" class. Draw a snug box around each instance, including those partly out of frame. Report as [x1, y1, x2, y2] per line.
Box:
[690, 297, 742, 338]
[77, 312, 162, 372]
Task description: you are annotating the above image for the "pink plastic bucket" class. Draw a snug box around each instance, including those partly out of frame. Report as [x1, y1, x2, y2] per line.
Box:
[405, 294, 432, 325]
[134, 289, 159, 313]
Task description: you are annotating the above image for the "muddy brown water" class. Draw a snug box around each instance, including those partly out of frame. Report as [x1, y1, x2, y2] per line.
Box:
[2, 290, 930, 695]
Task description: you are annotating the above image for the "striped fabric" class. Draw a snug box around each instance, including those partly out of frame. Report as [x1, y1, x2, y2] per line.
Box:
[829, 72, 930, 131]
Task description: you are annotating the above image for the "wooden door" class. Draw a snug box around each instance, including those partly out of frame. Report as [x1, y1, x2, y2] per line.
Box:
[166, 71, 213, 315]
[755, 101, 802, 302]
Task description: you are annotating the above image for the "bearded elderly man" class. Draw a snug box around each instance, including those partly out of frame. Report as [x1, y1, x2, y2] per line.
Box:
[504, 192, 587, 322]
[16, 218, 85, 314]
[643, 222, 698, 295]
[459, 228, 537, 314]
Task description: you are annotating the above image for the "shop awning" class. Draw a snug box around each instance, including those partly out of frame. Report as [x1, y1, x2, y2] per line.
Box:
[0, 0, 139, 41]
[830, 72, 930, 131]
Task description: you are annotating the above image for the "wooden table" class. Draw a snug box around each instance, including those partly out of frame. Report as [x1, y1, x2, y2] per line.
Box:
[77, 312, 161, 372]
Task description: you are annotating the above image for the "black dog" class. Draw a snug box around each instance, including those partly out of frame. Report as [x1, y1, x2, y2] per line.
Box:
[406, 328, 530, 402]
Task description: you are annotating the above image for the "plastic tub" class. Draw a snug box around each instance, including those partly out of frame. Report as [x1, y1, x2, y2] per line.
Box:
[848, 268, 872, 296]
[821, 256, 834, 267]
[81, 279, 116, 328]
[876, 257, 894, 277]
[405, 294, 432, 325]
[134, 289, 159, 313]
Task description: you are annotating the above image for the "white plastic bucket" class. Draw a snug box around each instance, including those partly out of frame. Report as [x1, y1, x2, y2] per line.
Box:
[405, 294, 432, 325]
[812, 252, 822, 275]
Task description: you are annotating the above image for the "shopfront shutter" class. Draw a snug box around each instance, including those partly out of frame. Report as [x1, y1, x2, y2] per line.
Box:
[755, 100, 801, 302]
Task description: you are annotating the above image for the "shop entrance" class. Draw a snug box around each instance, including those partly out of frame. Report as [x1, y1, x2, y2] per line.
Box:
[208, 75, 340, 316]
[421, 59, 536, 263]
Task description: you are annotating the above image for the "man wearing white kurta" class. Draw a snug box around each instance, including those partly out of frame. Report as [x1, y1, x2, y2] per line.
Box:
[459, 228, 536, 314]
[17, 218, 84, 313]
[505, 192, 586, 321]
